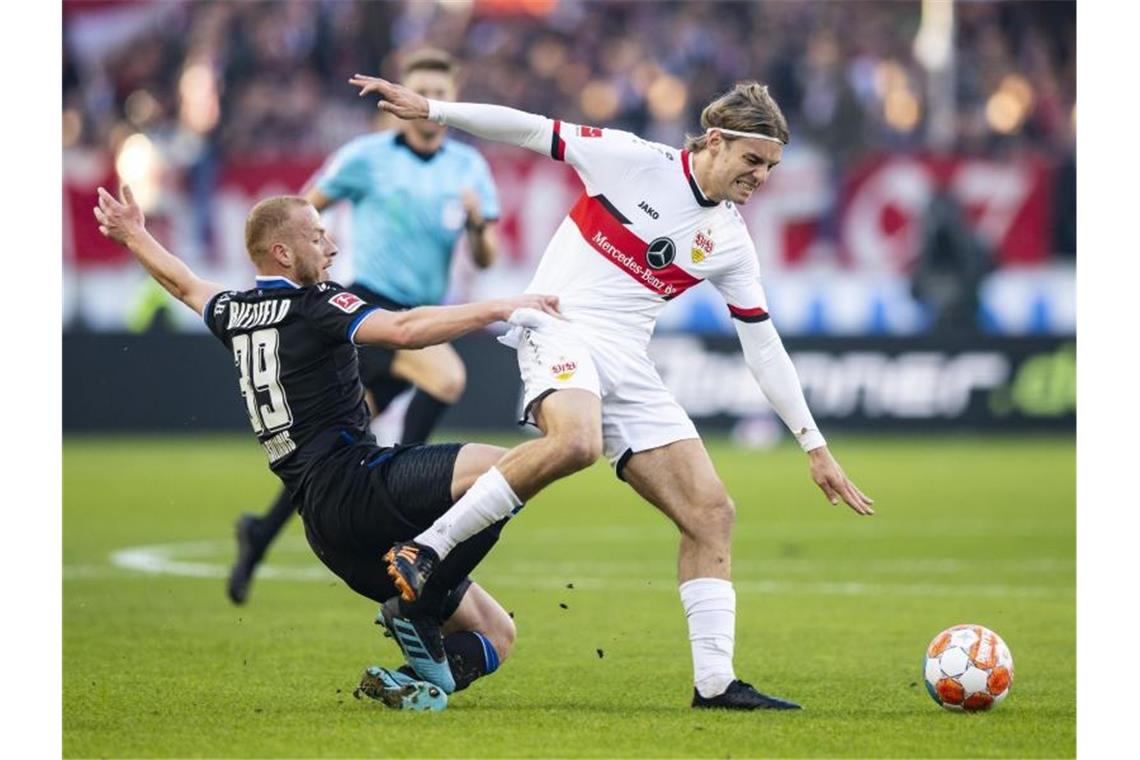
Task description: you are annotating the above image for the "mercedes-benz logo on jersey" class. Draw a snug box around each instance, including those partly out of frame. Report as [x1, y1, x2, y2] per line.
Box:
[646, 237, 676, 269]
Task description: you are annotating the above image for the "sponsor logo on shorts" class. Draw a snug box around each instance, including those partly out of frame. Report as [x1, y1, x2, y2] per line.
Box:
[691, 228, 715, 263]
[551, 359, 578, 381]
[329, 292, 366, 313]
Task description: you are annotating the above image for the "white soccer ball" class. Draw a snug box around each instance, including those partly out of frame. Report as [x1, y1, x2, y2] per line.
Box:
[923, 624, 1014, 711]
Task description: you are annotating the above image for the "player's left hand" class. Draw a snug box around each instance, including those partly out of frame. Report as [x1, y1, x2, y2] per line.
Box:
[808, 446, 874, 516]
[461, 188, 484, 228]
[349, 75, 430, 120]
[93, 185, 145, 245]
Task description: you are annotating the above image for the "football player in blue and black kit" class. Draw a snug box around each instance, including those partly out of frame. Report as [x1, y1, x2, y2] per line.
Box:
[228, 49, 504, 605]
[94, 186, 559, 711]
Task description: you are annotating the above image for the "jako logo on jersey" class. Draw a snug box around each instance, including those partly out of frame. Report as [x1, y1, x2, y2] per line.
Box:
[329, 292, 366, 313]
[551, 360, 578, 381]
[578, 126, 603, 138]
[691, 229, 715, 263]
[646, 237, 676, 269]
[638, 200, 659, 219]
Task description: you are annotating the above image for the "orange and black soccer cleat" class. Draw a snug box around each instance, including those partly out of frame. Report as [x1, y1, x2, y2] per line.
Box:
[383, 541, 439, 603]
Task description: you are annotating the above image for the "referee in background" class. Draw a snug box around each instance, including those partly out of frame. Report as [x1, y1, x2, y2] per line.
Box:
[228, 48, 501, 605]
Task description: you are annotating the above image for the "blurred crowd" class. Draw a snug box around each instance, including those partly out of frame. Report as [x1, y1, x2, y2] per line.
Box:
[63, 0, 1076, 166]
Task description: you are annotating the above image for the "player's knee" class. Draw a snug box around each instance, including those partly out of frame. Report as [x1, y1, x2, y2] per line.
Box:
[715, 493, 737, 533]
[684, 488, 735, 541]
[473, 604, 516, 663]
[489, 614, 517, 662]
[551, 429, 602, 472]
[434, 363, 466, 404]
[708, 494, 736, 541]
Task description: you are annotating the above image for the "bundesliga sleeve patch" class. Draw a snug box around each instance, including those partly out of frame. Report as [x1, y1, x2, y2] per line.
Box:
[329, 291, 366, 314]
[578, 125, 603, 138]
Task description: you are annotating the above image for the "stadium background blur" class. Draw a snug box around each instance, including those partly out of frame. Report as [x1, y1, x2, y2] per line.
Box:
[62, 0, 1075, 439]
[58, 2, 1080, 756]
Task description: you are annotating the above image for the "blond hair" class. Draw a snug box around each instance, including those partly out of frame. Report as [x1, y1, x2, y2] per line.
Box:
[244, 196, 310, 263]
[685, 81, 790, 151]
[400, 47, 457, 79]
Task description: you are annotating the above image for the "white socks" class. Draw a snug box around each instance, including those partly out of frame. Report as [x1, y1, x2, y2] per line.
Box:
[414, 466, 522, 559]
[679, 578, 737, 698]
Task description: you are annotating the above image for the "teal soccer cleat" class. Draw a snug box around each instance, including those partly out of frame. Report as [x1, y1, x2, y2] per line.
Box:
[377, 597, 457, 694]
[353, 666, 448, 712]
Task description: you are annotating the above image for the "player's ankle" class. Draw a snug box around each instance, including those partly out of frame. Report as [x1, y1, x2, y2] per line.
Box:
[694, 673, 736, 699]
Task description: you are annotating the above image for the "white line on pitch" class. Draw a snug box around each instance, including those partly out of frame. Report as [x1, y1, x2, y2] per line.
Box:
[96, 540, 1073, 599]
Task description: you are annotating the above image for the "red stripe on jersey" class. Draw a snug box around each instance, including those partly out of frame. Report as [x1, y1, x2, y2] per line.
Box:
[728, 304, 770, 323]
[568, 193, 702, 300]
[551, 120, 567, 161]
[681, 149, 718, 207]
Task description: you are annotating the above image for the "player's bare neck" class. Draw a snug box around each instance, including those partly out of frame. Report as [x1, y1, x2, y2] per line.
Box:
[257, 264, 293, 283]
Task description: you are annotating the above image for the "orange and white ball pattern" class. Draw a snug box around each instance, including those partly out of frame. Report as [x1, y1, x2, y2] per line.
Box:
[923, 624, 1014, 712]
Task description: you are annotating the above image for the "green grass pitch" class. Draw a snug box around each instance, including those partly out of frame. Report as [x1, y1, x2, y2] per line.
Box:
[63, 433, 1074, 758]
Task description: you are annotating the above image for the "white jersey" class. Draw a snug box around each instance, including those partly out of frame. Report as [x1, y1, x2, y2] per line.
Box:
[429, 100, 826, 453]
[525, 121, 770, 346]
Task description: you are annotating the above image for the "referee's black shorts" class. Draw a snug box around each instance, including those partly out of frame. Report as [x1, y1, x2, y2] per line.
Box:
[299, 440, 472, 616]
[347, 283, 412, 395]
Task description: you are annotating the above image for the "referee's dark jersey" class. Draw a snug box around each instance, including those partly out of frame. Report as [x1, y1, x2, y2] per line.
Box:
[202, 276, 382, 494]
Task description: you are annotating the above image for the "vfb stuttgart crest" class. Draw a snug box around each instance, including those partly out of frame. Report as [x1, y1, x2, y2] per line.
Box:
[691, 229, 715, 263]
[551, 358, 577, 381]
[646, 237, 676, 269]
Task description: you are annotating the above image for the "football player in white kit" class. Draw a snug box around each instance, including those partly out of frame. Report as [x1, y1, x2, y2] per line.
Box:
[351, 74, 875, 710]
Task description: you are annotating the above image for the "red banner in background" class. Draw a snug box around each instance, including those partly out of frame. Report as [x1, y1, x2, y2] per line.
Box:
[840, 154, 1053, 270]
[64, 154, 325, 267]
[63, 148, 1055, 272]
[63, 152, 126, 266]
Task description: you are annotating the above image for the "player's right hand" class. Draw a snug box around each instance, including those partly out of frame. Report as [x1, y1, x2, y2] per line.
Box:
[503, 294, 563, 328]
[349, 75, 430, 120]
[808, 446, 875, 516]
[93, 185, 145, 245]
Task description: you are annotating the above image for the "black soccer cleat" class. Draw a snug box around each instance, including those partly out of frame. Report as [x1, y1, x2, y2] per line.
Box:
[691, 680, 803, 710]
[227, 513, 265, 605]
[383, 541, 439, 603]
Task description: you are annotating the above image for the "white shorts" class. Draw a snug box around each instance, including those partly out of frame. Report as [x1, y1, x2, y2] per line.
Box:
[501, 324, 699, 476]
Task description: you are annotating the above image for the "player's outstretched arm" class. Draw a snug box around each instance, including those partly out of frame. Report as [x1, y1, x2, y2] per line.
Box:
[733, 317, 874, 516]
[349, 75, 551, 155]
[93, 186, 224, 316]
[354, 294, 561, 350]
